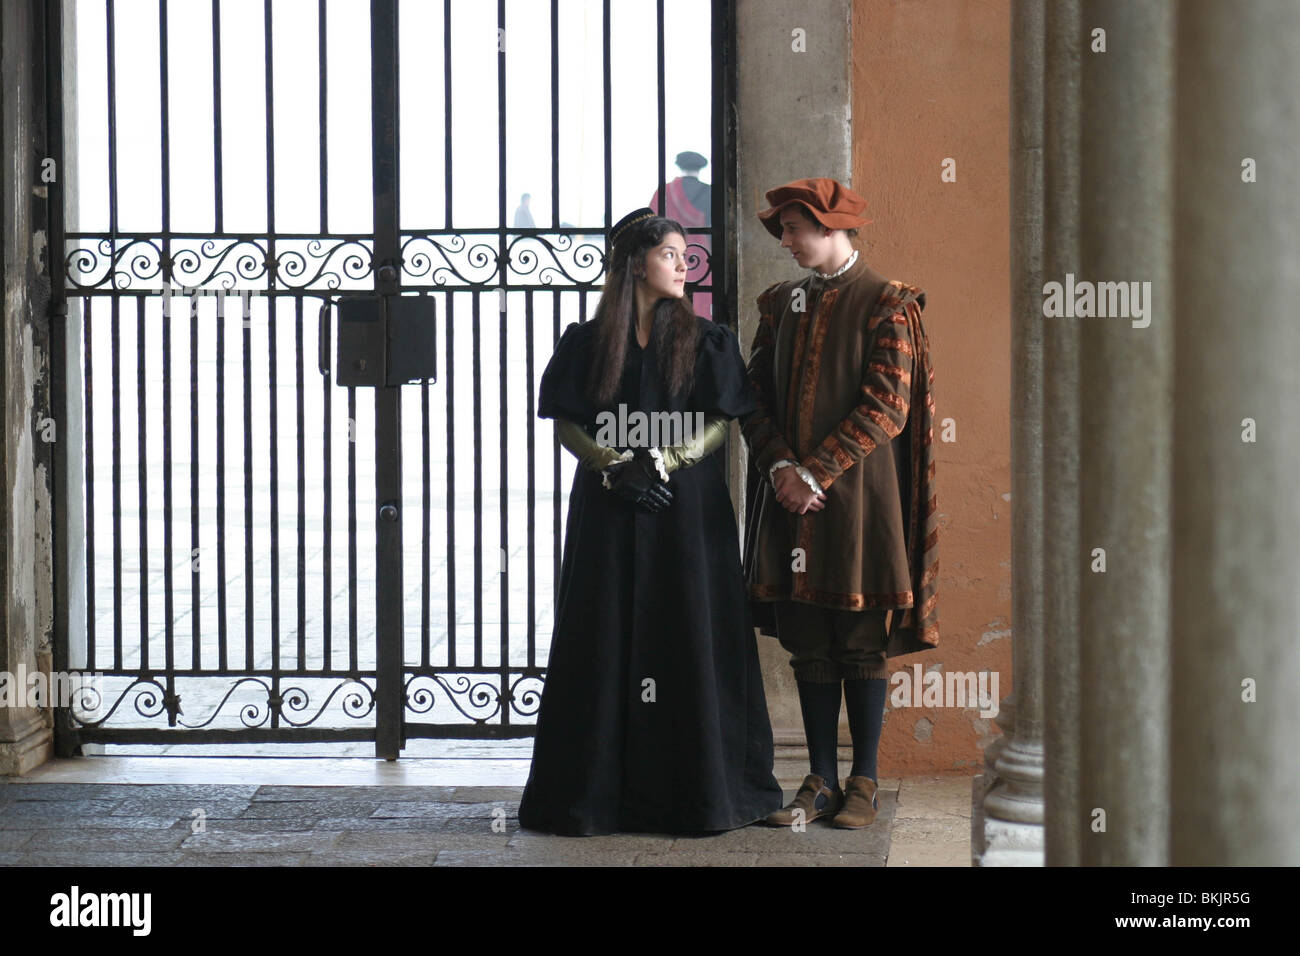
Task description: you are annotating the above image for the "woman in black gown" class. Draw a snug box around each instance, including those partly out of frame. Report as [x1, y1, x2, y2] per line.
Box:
[518, 208, 783, 836]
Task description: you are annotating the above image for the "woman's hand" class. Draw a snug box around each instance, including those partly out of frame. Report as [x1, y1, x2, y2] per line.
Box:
[606, 450, 673, 513]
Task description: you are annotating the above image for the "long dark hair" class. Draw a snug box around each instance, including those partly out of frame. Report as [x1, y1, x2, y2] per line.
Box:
[586, 215, 701, 407]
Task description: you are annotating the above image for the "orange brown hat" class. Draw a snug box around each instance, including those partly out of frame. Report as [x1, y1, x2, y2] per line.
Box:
[757, 177, 873, 240]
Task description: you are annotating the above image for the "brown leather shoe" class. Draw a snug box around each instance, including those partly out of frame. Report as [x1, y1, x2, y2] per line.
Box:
[765, 773, 842, 827]
[831, 775, 879, 828]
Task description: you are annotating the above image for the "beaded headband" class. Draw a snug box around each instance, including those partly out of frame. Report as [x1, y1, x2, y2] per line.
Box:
[608, 207, 656, 248]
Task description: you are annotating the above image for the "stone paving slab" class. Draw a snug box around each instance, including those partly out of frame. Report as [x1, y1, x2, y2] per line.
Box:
[180, 830, 344, 853]
[887, 842, 967, 867]
[894, 776, 973, 819]
[3, 850, 191, 866]
[11, 784, 260, 802]
[2, 798, 125, 817]
[240, 800, 383, 818]
[112, 797, 254, 819]
[0, 815, 191, 831]
[22, 827, 192, 852]
[310, 815, 479, 832]
[721, 852, 879, 867]
[253, 785, 458, 802]
[432, 847, 640, 867]
[447, 786, 530, 803]
[184, 818, 326, 833]
[174, 852, 312, 866]
[508, 831, 677, 852]
[670, 823, 889, 857]
[632, 851, 760, 866]
[0, 831, 34, 850]
[332, 830, 512, 852]
[370, 801, 511, 819]
[305, 849, 436, 867]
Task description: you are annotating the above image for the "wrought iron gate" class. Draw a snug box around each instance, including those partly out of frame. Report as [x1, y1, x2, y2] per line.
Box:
[50, 0, 736, 757]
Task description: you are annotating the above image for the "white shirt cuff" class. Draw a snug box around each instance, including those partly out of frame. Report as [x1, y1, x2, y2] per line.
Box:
[768, 459, 825, 495]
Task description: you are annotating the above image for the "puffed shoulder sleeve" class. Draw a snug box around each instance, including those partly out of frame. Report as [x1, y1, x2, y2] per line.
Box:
[691, 319, 758, 419]
[537, 322, 595, 424]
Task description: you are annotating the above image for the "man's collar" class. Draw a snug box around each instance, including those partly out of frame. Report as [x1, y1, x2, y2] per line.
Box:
[814, 249, 858, 279]
[808, 249, 868, 287]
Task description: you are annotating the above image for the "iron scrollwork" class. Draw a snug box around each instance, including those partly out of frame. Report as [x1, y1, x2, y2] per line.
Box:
[68, 675, 377, 729]
[63, 235, 377, 292]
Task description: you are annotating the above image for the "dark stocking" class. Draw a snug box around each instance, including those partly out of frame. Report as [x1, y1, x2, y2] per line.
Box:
[844, 677, 888, 786]
[796, 680, 843, 809]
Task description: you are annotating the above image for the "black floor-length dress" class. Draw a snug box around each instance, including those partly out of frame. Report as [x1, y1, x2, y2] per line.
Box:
[518, 314, 783, 836]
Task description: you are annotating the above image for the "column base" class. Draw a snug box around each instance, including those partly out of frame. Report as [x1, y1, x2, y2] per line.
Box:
[972, 765, 1046, 866]
[0, 711, 54, 776]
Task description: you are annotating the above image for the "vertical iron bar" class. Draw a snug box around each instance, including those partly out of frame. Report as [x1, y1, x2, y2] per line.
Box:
[105, 0, 118, 236]
[319, 0, 328, 233]
[550, 0, 558, 228]
[443, 0, 452, 231]
[347, 386, 357, 673]
[321, 297, 332, 669]
[264, 0, 280, 710]
[497, 0, 506, 245]
[445, 292, 456, 669]
[111, 295, 122, 671]
[602, 0, 611, 229]
[190, 286, 200, 670]
[264, 0, 276, 258]
[242, 282, 254, 672]
[268, 292, 281, 727]
[159, 0, 171, 267]
[83, 299, 96, 674]
[160, 0, 176, 720]
[211, 0, 223, 232]
[295, 297, 306, 670]
[135, 295, 150, 673]
[712, 0, 732, 331]
[216, 287, 228, 670]
[313, 3, 328, 638]
[107, 2, 125, 672]
[162, 290, 176, 720]
[371, 0, 404, 759]
[655, 0, 665, 216]
[713, 0, 736, 487]
[497, 0, 510, 717]
[551, 293, 560, 609]
[421, 375, 431, 668]
[472, 291, 482, 669]
[525, 290, 536, 668]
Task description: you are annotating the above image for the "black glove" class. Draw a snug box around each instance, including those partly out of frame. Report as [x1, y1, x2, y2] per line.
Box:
[606, 448, 673, 513]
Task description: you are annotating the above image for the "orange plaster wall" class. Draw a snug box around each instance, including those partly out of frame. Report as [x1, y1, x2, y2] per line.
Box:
[852, 0, 1012, 774]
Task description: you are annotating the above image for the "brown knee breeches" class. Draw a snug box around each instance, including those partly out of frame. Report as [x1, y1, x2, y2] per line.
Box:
[773, 601, 891, 682]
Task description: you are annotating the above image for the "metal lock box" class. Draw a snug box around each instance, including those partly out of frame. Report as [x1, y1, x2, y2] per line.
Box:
[330, 294, 437, 387]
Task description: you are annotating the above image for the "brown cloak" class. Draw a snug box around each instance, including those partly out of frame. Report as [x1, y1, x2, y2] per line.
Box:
[740, 255, 939, 657]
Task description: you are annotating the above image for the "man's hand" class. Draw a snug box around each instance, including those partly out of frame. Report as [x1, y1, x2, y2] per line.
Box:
[773, 465, 826, 515]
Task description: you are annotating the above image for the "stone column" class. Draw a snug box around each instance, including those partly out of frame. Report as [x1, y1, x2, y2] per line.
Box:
[974, 0, 1045, 866]
[54, 0, 87, 758]
[735, 0, 853, 746]
[1, 0, 56, 775]
[1077, 0, 1175, 865]
[1169, 0, 1300, 865]
[1041, 0, 1082, 867]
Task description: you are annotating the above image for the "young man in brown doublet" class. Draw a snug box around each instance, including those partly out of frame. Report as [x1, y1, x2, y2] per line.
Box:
[741, 178, 940, 829]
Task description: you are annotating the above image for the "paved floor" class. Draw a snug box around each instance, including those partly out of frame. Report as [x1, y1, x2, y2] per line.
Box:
[0, 758, 973, 867]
